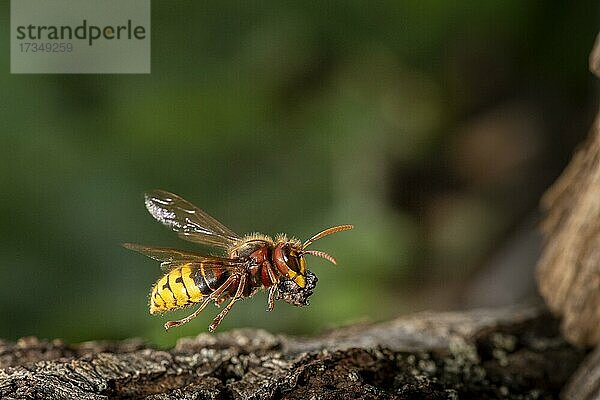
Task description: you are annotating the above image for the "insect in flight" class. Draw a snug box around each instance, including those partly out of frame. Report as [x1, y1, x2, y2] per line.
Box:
[124, 190, 353, 332]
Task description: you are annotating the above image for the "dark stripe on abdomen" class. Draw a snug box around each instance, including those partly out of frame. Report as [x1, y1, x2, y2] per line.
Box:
[191, 268, 230, 295]
[206, 268, 229, 291]
[191, 268, 211, 295]
[193, 267, 230, 293]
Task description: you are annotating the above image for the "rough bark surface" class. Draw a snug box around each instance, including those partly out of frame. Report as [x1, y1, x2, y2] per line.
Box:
[536, 32, 600, 347]
[0, 306, 588, 399]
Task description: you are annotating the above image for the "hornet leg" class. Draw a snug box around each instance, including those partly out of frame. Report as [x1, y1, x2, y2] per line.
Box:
[209, 274, 247, 332]
[267, 286, 277, 312]
[164, 275, 237, 330]
[266, 265, 278, 312]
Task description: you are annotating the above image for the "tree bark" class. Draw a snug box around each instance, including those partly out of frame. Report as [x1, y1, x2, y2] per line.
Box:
[0, 306, 587, 399]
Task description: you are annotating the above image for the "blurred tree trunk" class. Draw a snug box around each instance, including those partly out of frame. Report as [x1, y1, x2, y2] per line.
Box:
[533, 31, 600, 400]
[0, 306, 587, 399]
[537, 32, 600, 348]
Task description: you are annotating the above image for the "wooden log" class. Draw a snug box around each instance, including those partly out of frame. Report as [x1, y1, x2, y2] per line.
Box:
[0, 306, 587, 399]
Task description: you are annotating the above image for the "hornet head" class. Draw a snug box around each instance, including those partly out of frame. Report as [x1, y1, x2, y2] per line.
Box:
[272, 224, 353, 306]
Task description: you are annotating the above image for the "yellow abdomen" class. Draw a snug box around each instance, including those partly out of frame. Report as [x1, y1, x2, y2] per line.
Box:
[150, 265, 204, 314]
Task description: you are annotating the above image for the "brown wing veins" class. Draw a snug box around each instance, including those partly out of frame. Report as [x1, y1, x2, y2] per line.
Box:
[144, 190, 240, 249]
[123, 243, 247, 272]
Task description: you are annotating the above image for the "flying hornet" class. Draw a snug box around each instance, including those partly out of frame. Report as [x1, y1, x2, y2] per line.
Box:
[124, 190, 353, 332]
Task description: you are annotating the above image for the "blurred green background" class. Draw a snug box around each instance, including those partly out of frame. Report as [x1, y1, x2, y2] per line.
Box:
[0, 2, 598, 347]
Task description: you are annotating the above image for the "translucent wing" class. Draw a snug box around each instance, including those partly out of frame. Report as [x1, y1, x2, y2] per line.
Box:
[159, 260, 244, 274]
[123, 243, 237, 263]
[123, 243, 246, 272]
[144, 190, 240, 249]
